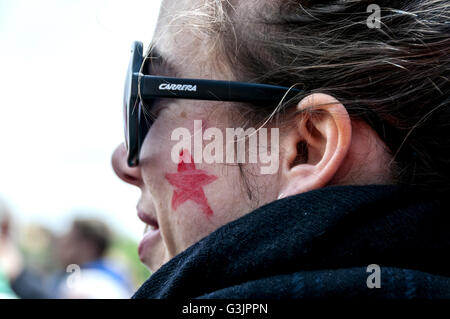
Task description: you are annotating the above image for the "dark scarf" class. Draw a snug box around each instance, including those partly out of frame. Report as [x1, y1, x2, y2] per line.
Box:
[133, 185, 450, 298]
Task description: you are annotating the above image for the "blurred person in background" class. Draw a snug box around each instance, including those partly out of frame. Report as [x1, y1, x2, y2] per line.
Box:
[54, 218, 134, 298]
[112, 0, 449, 298]
[0, 199, 17, 298]
[1, 217, 133, 298]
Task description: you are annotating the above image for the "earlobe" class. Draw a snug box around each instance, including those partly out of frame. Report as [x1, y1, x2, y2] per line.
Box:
[279, 93, 352, 198]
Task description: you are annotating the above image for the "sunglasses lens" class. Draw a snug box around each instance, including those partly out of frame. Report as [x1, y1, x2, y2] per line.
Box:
[138, 101, 152, 151]
[123, 64, 131, 152]
[123, 41, 143, 167]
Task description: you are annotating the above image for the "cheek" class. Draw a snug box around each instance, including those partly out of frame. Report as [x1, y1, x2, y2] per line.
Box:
[162, 149, 221, 253]
[165, 150, 217, 216]
[167, 200, 218, 252]
[139, 105, 202, 166]
[139, 115, 175, 164]
[138, 109, 191, 187]
[138, 105, 267, 255]
[164, 162, 258, 255]
[138, 108, 225, 253]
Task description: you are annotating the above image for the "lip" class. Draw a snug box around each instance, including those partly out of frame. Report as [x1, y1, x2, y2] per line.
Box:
[138, 227, 161, 260]
[137, 210, 158, 228]
[137, 209, 161, 260]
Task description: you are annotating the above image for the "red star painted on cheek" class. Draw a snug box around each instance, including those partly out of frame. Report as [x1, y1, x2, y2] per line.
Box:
[164, 150, 218, 216]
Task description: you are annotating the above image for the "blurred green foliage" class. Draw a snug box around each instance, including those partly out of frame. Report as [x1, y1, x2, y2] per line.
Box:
[108, 235, 151, 289]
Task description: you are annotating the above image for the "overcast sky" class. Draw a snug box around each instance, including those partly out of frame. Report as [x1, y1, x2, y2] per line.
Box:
[0, 0, 162, 239]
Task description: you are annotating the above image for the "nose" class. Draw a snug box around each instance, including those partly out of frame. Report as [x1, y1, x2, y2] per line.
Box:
[111, 143, 143, 187]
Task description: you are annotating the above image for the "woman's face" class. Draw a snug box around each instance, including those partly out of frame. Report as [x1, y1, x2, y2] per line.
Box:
[112, 0, 282, 272]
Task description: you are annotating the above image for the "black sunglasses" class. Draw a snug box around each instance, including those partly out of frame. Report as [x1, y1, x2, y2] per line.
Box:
[124, 41, 302, 167]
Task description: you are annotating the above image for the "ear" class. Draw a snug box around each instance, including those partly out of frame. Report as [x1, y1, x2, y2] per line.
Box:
[279, 93, 352, 198]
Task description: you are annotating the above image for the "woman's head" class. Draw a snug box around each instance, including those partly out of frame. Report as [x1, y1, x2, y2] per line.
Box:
[112, 0, 449, 272]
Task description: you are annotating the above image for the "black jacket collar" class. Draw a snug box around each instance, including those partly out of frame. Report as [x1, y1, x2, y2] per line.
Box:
[133, 185, 450, 298]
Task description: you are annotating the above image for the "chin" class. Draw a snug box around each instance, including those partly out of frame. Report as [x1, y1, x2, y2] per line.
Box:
[141, 253, 168, 274]
[140, 255, 156, 272]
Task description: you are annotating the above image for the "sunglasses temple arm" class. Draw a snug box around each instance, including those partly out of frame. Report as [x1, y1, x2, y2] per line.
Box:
[139, 76, 302, 104]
